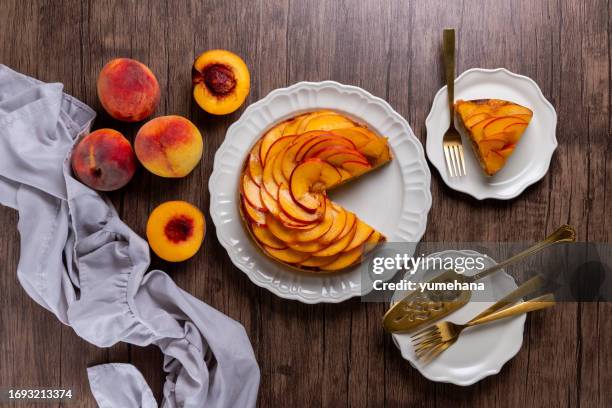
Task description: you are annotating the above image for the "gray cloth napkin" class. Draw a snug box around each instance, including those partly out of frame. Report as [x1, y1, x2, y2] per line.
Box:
[0, 64, 260, 407]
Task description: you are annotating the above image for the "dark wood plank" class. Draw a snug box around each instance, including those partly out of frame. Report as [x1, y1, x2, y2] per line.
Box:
[0, 1, 610, 407]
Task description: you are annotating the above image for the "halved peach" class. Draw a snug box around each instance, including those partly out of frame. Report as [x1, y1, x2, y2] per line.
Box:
[263, 246, 310, 264]
[483, 117, 526, 137]
[504, 122, 528, 144]
[290, 158, 342, 211]
[251, 224, 286, 249]
[260, 121, 289, 164]
[192, 50, 250, 115]
[278, 183, 324, 223]
[241, 173, 265, 210]
[478, 139, 506, 157]
[343, 220, 374, 252]
[248, 141, 263, 185]
[243, 198, 267, 226]
[146, 201, 205, 262]
[303, 114, 355, 132]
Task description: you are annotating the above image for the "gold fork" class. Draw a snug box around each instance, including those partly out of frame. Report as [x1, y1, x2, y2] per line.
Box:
[441, 28, 466, 177]
[411, 278, 554, 363]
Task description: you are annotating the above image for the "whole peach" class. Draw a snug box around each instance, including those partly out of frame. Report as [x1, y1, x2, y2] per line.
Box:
[134, 115, 203, 178]
[97, 58, 160, 122]
[71, 129, 137, 191]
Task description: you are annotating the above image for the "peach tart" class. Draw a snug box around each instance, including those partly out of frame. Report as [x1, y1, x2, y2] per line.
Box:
[454, 99, 533, 176]
[239, 110, 392, 272]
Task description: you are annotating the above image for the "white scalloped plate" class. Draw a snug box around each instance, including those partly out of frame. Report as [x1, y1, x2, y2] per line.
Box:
[391, 250, 525, 385]
[209, 81, 432, 303]
[426, 68, 557, 200]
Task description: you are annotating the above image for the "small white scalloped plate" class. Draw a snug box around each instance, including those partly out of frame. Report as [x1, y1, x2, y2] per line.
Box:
[209, 81, 432, 303]
[426, 68, 557, 200]
[391, 250, 525, 385]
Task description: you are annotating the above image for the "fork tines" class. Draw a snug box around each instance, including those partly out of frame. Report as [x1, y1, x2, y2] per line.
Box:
[443, 143, 466, 177]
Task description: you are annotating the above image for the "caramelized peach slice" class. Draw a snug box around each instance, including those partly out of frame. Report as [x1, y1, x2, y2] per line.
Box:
[251, 224, 286, 249]
[263, 246, 310, 264]
[485, 150, 505, 175]
[464, 113, 490, 128]
[312, 222, 357, 257]
[329, 128, 374, 148]
[300, 254, 340, 268]
[289, 158, 342, 211]
[278, 183, 324, 223]
[494, 104, 533, 117]
[302, 137, 355, 159]
[282, 114, 309, 136]
[260, 121, 289, 164]
[303, 114, 355, 132]
[483, 117, 526, 137]
[470, 117, 496, 141]
[478, 139, 506, 157]
[293, 203, 335, 242]
[504, 123, 528, 144]
[277, 210, 317, 229]
[248, 141, 263, 185]
[295, 110, 336, 133]
[498, 145, 516, 159]
[342, 160, 371, 176]
[242, 173, 265, 210]
[359, 138, 388, 160]
[343, 220, 374, 252]
[281, 131, 328, 179]
[243, 198, 267, 226]
[317, 205, 347, 245]
[319, 245, 363, 271]
[287, 239, 326, 253]
[260, 185, 281, 216]
[325, 150, 369, 167]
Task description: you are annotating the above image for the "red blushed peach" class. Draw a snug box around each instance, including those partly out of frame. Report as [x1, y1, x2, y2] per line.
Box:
[97, 58, 160, 122]
[134, 115, 203, 178]
[71, 129, 137, 191]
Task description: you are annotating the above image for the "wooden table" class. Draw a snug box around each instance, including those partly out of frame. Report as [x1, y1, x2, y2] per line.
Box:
[1, 0, 610, 406]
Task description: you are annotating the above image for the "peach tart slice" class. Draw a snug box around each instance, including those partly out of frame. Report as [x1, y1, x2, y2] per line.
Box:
[239, 110, 391, 272]
[454, 99, 533, 176]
